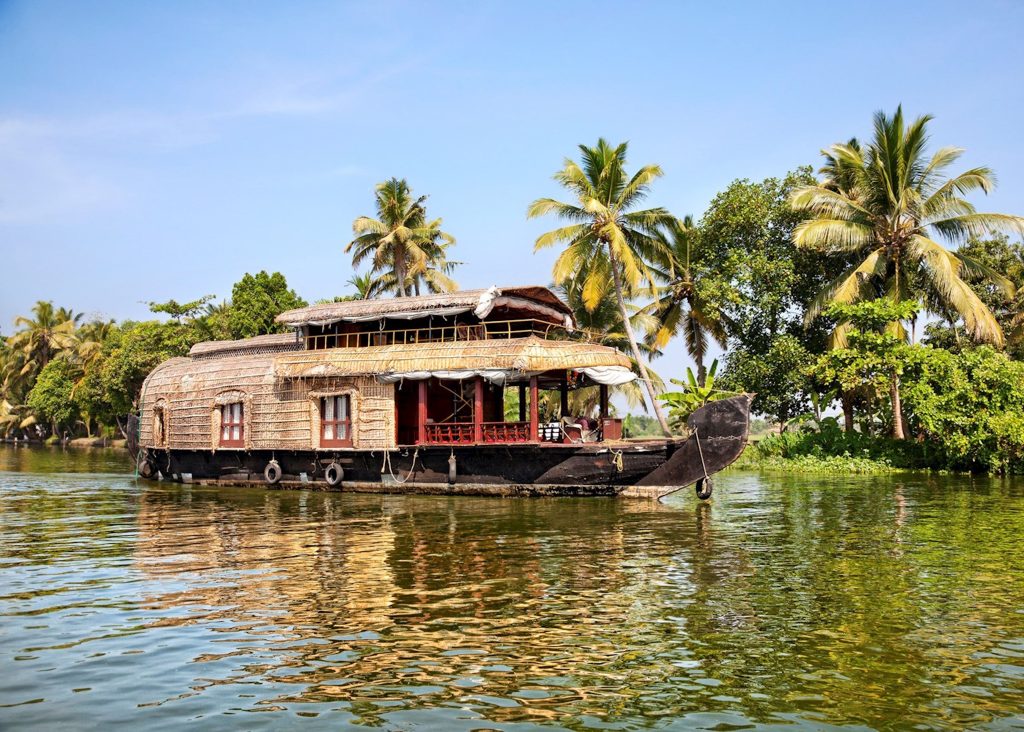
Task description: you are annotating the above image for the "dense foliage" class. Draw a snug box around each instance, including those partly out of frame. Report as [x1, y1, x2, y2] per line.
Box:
[0, 271, 304, 441]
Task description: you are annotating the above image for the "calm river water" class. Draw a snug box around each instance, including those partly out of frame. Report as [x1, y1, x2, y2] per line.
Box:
[1, 447, 1023, 730]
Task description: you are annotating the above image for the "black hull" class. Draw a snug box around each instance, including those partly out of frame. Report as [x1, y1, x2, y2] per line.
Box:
[139, 395, 753, 499]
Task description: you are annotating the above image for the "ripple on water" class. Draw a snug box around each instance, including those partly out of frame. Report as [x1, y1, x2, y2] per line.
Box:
[1, 450, 1024, 729]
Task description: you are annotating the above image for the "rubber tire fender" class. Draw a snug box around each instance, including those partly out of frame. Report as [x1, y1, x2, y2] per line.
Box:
[695, 476, 713, 500]
[264, 460, 282, 485]
[138, 454, 155, 480]
[324, 461, 344, 487]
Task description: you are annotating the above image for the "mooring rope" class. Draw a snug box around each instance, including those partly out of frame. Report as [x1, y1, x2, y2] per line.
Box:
[611, 449, 624, 472]
[693, 427, 709, 480]
[382, 447, 420, 484]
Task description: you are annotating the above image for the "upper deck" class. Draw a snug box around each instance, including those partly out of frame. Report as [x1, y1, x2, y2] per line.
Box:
[273, 286, 581, 351]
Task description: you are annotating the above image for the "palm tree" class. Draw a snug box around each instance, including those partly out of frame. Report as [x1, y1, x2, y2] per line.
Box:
[8, 301, 79, 375]
[347, 273, 383, 300]
[646, 216, 729, 387]
[559, 277, 665, 417]
[76, 319, 115, 368]
[791, 107, 1024, 438]
[528, 139, 674, 436]
[347, 178, 456, 297]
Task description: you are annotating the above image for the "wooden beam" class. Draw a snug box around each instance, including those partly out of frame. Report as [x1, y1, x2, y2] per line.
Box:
[599, 384, 609, 419]
[417, 379, 428, 444]
[518, 383, 527, 422]
[560, 374, 569, 418]
[529, 376, 539, 442]
[473, 376, 484, 443]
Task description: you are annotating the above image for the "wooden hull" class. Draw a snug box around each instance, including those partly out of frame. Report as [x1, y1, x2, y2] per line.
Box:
[138, 395, 753, 500]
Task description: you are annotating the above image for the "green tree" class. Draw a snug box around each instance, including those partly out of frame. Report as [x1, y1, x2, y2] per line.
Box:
[100, 321, 197, 415]
[347, 178, 457, 297]
[148, 295, 215, 323]
[528, 139, 674, 435]
[718, 334, 815, 429]
[8, 301, 80, 375]
[808, 300, 920, 439]
[698, 169, 832, 424]
[646, 215, 729, 386]
[27, 356, 81, 436]
[227, 271, 307, 339]
[792, 106, 1023, 347]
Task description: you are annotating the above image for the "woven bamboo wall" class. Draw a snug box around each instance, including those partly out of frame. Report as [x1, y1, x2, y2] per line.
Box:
[139, 354, 396, 451]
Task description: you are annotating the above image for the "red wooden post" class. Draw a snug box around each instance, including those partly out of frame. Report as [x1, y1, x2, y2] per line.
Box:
[518, 383, 527, 422]
[417, 379, 428, 444]
[473, 376, 484, 443]
[529, 376, 540, 442]
[599, 384, 609, 419]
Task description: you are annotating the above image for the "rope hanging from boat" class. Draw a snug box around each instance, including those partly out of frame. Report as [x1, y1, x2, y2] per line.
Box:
[693, 427, 710, 481]
[611, 449, 624, 472]
[381, 447, 420, 484]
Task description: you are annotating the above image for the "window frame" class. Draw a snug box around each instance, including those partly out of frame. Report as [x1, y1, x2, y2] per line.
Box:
[320, 394, 353, 448]
[220, 402, 245, 447]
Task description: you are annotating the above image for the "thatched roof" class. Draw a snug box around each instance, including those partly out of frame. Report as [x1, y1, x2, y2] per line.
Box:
[273, 337, 630, 379]
[189, 332, 301, 359]
[275, 286, 573, 328]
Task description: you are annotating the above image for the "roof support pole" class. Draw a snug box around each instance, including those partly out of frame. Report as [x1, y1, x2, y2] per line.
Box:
[417, 380, 428, 445]
[599, 384, 609, 420]
[518, 384, 527, 422]
[560, 373, 569, 419]
[473, 376, 484, 444]
[529, 376, 539, 443]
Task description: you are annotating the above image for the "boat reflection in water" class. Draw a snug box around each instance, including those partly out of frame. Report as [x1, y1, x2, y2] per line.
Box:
[132, 485, 730, 724]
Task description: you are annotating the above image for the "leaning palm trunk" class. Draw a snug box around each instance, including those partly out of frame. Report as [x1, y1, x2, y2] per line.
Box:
[610, 253, 671, 436]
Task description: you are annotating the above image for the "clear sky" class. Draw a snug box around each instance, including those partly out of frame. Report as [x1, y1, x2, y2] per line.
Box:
[2, 0, 1023, 387]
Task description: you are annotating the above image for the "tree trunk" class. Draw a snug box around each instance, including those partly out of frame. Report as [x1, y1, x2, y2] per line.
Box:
[890, 374, 905, 440]
[395, 253, 407, 297]
[841, 391, 855, 433]
[695, 355, 707, 388]
[608, 251, 672, 437]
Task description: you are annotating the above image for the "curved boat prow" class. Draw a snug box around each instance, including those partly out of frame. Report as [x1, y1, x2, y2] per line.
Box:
[632, 394, 753, 499]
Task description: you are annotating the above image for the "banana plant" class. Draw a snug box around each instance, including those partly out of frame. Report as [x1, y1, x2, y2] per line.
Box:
[658, 360, 738, 431]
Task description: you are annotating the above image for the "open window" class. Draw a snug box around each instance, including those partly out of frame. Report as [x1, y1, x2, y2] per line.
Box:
[220, 402, 244, 447]
[321, 395, 352, 447]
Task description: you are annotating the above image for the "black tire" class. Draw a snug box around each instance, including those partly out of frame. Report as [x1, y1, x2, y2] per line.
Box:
[324, 462, 344, 487]
[264, 460, 282, 485]
[695, 477, 713, 500]
[137, 454, 155, 480]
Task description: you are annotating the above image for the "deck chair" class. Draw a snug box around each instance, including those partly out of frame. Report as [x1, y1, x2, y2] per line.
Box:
[560, 416, 600, 444]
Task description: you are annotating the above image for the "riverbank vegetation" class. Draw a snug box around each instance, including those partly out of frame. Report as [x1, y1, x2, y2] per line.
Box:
[3, 107, 1023, 472]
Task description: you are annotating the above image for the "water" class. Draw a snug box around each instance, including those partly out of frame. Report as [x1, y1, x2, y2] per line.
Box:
[1, 447, 1023, 730]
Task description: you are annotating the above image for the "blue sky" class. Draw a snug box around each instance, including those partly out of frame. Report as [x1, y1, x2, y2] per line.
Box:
[2, 0, 1023, 387]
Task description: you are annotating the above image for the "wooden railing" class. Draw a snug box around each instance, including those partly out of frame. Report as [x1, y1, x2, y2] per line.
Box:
[481, 421, 531, 443]
[424, 422, 475, 444]
[423, 421, 533, 444]
[304, 319, 582, 350]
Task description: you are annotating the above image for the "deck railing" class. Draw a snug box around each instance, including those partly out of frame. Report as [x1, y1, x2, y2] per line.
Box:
[304, 319, 584, 350]
[422, 421, 534, 444]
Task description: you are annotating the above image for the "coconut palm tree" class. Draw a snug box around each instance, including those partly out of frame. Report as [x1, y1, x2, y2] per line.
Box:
[558, 277, 665, 417]
[645, 216, 729, 387]
[528, 139, 674, 436]
[792, 107, 1024, 438]
[8, 301, 80, 375]
[793, 107, 1022, 344]
[347, 178, 456, 298]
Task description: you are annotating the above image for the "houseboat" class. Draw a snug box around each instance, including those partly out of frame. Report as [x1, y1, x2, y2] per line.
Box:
[135, 286, 751, 499]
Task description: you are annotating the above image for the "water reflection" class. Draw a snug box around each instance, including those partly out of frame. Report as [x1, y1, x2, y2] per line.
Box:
[1, 448, 1023, 730]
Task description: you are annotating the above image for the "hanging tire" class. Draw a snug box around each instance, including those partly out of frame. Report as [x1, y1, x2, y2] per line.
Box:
[264, 460, 282, 485]
[137, 454, 155, 479]
[695, 477, 713, 500]
[325, 462, 344, 487]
